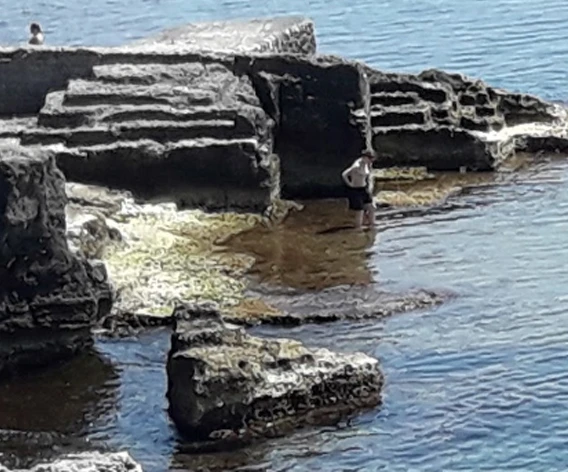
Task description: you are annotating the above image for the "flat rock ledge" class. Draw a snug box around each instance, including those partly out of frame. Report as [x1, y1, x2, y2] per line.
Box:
[0, 452, 143, 472]
[166, 303, 383, 450]
[0, 143, 112, 377]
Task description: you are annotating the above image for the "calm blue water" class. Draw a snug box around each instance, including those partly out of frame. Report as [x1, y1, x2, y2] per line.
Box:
[2, 1, 568, 471]
[71, 158, 568, 472]
[2, 0, 568, 99]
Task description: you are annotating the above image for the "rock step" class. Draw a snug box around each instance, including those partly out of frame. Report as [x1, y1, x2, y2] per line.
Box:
[370, 80, 448, 104]
[20, 120, 247, 147]
[0, 116, 38, 138]
[39, 91, 251, 129]
[92, 63, 211, 85]
[63, 80, 217, 108]
[370, 92, 419, 107]
[40, 138, 271, 206]
[459, 115, 504, 132]
[371, 125, 501, 171]
[370, 107, 430, 127]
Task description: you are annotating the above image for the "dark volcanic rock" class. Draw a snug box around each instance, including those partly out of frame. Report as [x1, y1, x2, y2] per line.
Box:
[0, 143, 112, 377]
[167, 302, 383, 447]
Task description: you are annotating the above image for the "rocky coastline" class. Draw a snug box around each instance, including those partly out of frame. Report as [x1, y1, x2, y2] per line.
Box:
[2, 14, 568, 470]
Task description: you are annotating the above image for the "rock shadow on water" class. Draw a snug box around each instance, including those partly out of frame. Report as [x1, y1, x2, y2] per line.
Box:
[225, 200, 446, 324]
[0, 350, 119, 470]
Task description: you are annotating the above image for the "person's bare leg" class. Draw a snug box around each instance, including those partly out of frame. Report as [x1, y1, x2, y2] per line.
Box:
[354, 210, 364, 229]
[363, 203, 375, 228]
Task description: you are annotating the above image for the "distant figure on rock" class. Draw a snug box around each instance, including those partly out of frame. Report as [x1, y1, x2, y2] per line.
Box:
[341, 149, 377, 230]
[28, 22, 44, 45]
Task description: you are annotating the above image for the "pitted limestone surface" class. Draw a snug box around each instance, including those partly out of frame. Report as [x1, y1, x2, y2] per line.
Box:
[0, 143, 112, 377]
[166, 303, 383, 444]
[360, 66, 567, 171]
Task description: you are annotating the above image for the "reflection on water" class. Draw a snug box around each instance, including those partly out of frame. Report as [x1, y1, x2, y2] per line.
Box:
[4, 157, 568, 471]
[0, 351, 118, 469]
[0, 155, 567, 472]
[226, 201, 377, 290]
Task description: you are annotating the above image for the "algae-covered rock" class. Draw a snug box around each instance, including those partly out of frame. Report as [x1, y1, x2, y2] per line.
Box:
[166, 303, 383, 446]
[64, 183, 264, 326]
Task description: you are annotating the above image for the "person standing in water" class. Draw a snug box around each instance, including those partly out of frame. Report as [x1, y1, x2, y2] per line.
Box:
[341, 149, 377, 229]
[28, 23, 44, 45]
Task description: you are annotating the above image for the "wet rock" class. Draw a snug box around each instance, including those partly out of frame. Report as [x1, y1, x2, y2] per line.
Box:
[166, 302, 383, 447]
[0, 143, 112, 377]
[240, 284, 447, 325]
[0, 452, 143, 472]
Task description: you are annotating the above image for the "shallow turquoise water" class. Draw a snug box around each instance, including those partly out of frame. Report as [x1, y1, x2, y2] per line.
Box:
[2, 1, 568, 471]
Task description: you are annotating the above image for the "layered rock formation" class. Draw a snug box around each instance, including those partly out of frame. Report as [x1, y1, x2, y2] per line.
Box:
[2, 14, 568, 208]
[0, 143, 112, 376]
[235, 54, 368, 199]
[0, 452, 142, 472]
[166, 303, 383, 446]
[31, 59, 276, 210]
[362, 66, 564, 171]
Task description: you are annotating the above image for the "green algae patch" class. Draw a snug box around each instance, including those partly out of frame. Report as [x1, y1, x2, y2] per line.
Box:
[101, 201, 269, 319]
[373, 167, 497, 208]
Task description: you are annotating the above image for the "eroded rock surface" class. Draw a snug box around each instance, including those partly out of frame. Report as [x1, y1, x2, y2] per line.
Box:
[132, 15, 316, 55]
[0, 144, 112, 376]
[236, 54, 368, 199]
[166, 303, 383, 447]
[364, 67, 566, 171]
[4, 38, 568, 205]
[0, 452, 142, 472]
[33, 59, 276, 211]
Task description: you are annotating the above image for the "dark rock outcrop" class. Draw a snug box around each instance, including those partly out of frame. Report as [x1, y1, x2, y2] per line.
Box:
[166, 303, 383, 447]
[0, 452, 142, 472]
[365, 67, 563, 171]
[2, 17, 568, 208]
[30, 60, 277, 211]
[238, 54, 368, 199]
[0, 143, 112, 377]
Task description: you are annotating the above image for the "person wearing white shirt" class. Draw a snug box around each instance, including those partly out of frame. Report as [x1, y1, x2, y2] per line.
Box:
[341, 149, 377, 230]
[29, 23, 44, 45]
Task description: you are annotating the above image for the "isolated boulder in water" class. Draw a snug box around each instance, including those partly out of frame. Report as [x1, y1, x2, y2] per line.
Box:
[166, 302, 383, 445]
[0, 142, 112, 377]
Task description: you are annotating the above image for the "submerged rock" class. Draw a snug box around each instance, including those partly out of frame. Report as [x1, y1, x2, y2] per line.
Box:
[0, 144, 112, 377]
[166, 303, 383, 447]
[0, 451, 142, 472]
